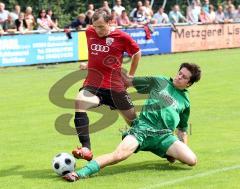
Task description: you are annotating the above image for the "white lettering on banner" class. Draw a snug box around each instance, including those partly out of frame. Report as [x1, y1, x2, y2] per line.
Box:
[136, 39, 154, 45]
[128, 31, 159, 38]
[0, 51, 29, 57]
[91, 44, 110, 52]
[48, 36, 67, 41]
[2, 57, 26, 64]
[0, 39, 19, 50]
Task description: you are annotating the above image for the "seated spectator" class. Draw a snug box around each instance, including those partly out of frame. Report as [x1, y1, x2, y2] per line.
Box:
[113, 0, 125, 16]
[187, 1, 200, 24]
[143, 0, 153, 19]
[202, 0, 210, 13]
[85, 10, 94, 25]
[2, 13, 17, 33]
[169, 4, 187, 23]
[11, 4, 21, 21]
[130, 1, 143, 19]
[110, 10, 118, 26]
[117, 10, 131, 26]
[0, 2, 9, 27]
[234, 5, 240, 22]
[67, 14, 87, 30]
[47, 9, 58, 27]
[15, 12, 28, 32]
[25, 6, 35, 30]
[152, 6, 169, 24]
[215, 5, 225, 23]
[199, 7, 211, 24]
[37, 9, 58, 32]
[132, 6, 148, 25]
[224, 4, 236, 22]
[102, 1, 111, 13]
[208, 4, 216, 23]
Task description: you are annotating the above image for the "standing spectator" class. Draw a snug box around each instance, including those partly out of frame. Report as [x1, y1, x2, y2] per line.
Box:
[117, 10, 131, 26]
[113, 0, 125, 16]
[222, 0, 234, 11]
[102, 1, 111, 13]
[15, 12, 28, 32]
[86, 3, 94, 14]
[47, 9, 58, 27]
[37, 9, 58, 32]
[2, 13, 17, 33]
[85, 10, 94, 25]
[67, 14, 87, 30]
[25, 6, 35, 30]
[110, 10, 118, 26]
[224, 4, 236, 22]
[234, 5, 240, 22]
[143, 0, 153, 19]
[199, 7, 211, 23]
[132, 6, 148, 25]
[187, 1, 201, 24]
[208, 4, 216, 23]
[130, 1, 143, 19]
[152, 6, 169, 24]
[202, 0, 210, 13]
[11, 4, 21, 21]
[169, 4, 187, 23]
[0, 2, 9, 27]
[215, 5, 225, 23]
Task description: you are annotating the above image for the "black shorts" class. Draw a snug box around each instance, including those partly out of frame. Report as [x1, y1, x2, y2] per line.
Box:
[80, 86, 134, 110]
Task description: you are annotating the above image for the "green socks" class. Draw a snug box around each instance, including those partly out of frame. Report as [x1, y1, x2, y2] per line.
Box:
[76, 160, 100, 178]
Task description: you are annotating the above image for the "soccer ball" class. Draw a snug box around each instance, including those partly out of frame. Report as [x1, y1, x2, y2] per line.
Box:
[52, 152, 76, 176]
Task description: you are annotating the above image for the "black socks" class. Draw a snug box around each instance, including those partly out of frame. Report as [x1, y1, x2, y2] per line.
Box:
[74, 112, 91, 149]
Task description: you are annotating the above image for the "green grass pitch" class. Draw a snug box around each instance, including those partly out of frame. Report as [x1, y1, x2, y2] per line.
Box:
[0, 49, 240, 189]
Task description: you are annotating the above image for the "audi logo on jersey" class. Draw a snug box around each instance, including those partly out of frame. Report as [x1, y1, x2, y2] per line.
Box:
[91, 44, 110, 52]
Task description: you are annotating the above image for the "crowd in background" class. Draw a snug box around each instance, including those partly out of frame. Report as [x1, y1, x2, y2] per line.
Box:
[0, 0, 240, 35]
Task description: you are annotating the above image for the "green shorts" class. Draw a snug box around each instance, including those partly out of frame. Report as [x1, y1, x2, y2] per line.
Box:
[123, 119, 178, 158]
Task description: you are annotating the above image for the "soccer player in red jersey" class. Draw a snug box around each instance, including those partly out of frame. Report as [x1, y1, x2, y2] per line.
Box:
[72, 8, 141, 161]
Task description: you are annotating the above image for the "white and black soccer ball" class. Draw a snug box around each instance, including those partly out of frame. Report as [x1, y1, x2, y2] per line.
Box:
[52, 152, 76, 176]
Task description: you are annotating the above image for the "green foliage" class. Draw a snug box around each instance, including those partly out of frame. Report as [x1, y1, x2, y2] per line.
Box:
[0, 0, 239, 27]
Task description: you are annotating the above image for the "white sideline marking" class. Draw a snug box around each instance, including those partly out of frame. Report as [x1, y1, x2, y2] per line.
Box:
[140, 165, 240, 189]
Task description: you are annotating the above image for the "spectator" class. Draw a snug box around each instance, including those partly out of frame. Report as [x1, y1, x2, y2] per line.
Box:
[15, 12, 28, 32]
[110, 10, 118, 26]
[132, 6, 148, 25]
[169, 4, 187, 23]
[117, 10, 131, 26]
[215, 5, 225, 23]
[143, 0, 153, 19]
[222, 0, 234, 11]
[2, 13, 17, 33]
[47, 9, 58, 27]
[202, 0, 210, 13]
[67, 13, 87, 30]
[85, 10, 94, 25]
[224, 4, 236, 22]
[187, 1, 201, 24]
[102, 1, 111, 13]
[0, 2, 9, 27]
[152, 6, 169, 24]
[11, 4, 21, 21]
[199, 7, 211, 23]
[208, 4, 216, 23]
[0, 23, 4, 35]
[113, 0, 125, 16]
[37, 9, 58, 32]
[25, 6, 35, 30]
[130, 1, 143, 19]
[234, 5, 240, 22]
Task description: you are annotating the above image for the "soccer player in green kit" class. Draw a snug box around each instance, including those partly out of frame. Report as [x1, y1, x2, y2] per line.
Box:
[63, 63, 201, 182]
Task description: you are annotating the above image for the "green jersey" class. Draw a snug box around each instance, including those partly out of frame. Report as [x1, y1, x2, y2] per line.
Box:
[132, 76, 190, 132]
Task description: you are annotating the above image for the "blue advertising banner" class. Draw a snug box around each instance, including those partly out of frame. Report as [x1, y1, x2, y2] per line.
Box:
[122, 27, 172, 55]
[0, 32, 79, 67]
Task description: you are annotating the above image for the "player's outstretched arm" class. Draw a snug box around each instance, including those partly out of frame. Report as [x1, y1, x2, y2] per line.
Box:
[79, 62, 88, 70]
[128, 51, 141, 76]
